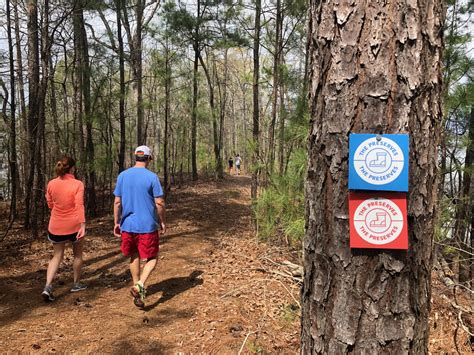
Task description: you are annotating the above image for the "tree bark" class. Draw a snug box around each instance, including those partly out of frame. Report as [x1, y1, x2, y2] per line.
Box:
[191, 0, 201, 181]
[251, 0, 261, 200]
[30, 0, 50, 238]
[163, 37, 171, 191]
[302, 1, 445, 353]
[49, 57, 62, 154]
[455, 107, 474, 285]
[198, 53, 223, 179]
[278, 57, 286, 175]
[133, 0, 144, 145]
[24, 0, 40, 231]
[268, 0, 282, 176]
[73, 0, 96, 216]
[73, 8, 84, 163]
[116, 0, 126, 173]
[13, 0, 27, 199]
[6, 0, 18, 221]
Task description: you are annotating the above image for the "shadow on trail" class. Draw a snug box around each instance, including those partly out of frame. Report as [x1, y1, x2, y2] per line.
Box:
[0, 247, 128, 327]
[164, 188, 251, 248]
[0, 176, 251, 340]
[100, 339, 170, 354]
[144, 270, 204, 311]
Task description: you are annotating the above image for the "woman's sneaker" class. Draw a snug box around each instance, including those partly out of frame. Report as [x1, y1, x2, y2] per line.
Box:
[42, 286, 55, 302]
[130, 283, 146, 308]
[70, 283, 87, 293]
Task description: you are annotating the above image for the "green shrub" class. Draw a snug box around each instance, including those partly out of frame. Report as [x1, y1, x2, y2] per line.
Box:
[254, 148, 306, 245]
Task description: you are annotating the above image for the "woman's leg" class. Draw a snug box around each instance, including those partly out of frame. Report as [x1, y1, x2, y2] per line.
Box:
[46, 243, 66, 287]
[72, 238, 85, 283]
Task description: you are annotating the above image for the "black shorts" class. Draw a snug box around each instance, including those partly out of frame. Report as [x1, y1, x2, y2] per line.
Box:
[48, 231, 79, 244]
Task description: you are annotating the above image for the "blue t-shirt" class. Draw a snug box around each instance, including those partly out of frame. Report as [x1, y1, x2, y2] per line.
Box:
[113, 167, 164, 233]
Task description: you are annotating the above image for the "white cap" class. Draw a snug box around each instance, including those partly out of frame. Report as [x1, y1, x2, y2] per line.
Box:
[135, 145, 152, 157]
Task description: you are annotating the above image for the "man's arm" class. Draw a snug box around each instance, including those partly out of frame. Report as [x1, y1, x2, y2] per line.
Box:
[113, 196, 122, 237]
[155, 197, 166, 234]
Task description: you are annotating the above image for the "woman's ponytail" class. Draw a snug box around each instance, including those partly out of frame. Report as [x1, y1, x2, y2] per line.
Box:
[55, 156, 76, 177]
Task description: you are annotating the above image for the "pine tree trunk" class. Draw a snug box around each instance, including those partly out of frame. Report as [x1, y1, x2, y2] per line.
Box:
[6, 0, 18, 221]
[116, 0, 126, 173]
[218, 48, 229, 179]
[163, 39, 171, 191]
[191, 0, 200, 181]
[302, 1, 445, 353]
[456, 107, 474, 286]
[49, 58, 62, 154]
[278, 57, 285, 175]
[133, 0, 144, 145]
[268, 0, 282, 176]
[73, 8, 85, 164]
[198, 54, 223, 179]
[251, 0, 261, 200]
[24, 0, 40, 231]
[73, 0, 96, 216]
[13, 0, 26, 199]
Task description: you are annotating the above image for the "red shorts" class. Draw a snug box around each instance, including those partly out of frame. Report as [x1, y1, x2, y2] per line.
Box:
[121, 231, 159, 259]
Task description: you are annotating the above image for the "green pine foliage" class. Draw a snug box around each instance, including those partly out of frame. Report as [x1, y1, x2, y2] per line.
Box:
[255, 147, 306, 245]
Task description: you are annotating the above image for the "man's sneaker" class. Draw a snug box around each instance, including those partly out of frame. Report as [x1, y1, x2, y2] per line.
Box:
[70, 283, 87, 293]
[42, 286, 55, 302]
[130, 283, 146, 308]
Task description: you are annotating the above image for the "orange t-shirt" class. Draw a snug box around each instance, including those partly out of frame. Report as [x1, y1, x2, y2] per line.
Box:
[45, 174, 85, 235]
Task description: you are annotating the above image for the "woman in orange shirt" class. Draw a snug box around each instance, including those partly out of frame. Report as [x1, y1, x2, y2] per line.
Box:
[42, 156, 87, 302]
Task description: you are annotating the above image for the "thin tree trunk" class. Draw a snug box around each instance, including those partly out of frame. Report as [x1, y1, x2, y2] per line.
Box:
[163, 39, 171, 191]
[24, 0, 40, 231]
[73, 9, 85, 165]
[302, 1, 445, 353]
[218, 48, 229, 179]
[198, 54, 222, 179]
[251, 0, 261, 200]
[116, 0, 126, 173]
[130, 0, 144, 145]
[191, 0, 200, 181]
[49, 57, 61, 153]
[13, 0, 27, 200]
[6, 0, 18, 221]
[455, 107, 474, 285]
[73, 0, 96, 216]
[278, 64, 285, 175]
[32, 0, 50, 238]
[268, 0, 282, 176]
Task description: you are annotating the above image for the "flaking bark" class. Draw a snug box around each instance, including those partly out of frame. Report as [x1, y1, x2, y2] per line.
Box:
[302, 1, 445, 353]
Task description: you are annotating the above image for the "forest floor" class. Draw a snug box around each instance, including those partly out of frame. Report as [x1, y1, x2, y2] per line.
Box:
[0, 176, 301, 353]
[0, 176, 472, 353]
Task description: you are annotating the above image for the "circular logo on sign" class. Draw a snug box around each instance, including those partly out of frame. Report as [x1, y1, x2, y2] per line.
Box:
[353, 137, 404, 185]
[353, 197, 403, 245]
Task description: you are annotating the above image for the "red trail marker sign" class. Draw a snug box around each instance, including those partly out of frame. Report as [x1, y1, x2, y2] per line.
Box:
[349, 192, 408, 250]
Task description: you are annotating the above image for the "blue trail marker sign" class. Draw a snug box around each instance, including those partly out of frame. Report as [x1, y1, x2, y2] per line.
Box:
[349, 134, 409, 192]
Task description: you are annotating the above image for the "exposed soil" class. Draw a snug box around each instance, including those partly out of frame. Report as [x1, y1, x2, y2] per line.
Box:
[0, 176, 301, 353]
[0, 176, 471, 353]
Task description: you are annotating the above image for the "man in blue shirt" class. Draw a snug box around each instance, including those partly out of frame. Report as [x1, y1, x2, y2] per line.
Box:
[113, 145, 166, 308]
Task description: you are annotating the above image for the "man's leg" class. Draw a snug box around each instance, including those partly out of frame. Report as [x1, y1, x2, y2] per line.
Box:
[129, 253, 140, 285]
[140, 257, 157, 286]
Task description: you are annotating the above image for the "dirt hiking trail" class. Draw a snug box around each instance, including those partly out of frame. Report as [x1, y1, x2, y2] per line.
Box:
[0, 176, 301, 353]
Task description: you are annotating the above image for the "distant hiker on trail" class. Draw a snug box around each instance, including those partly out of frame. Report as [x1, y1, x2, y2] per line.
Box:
[113, 145, 166, 309]
[235, 154, 242, 175]
[228, 157, 234, 174]
[42, 156, 87, 302]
